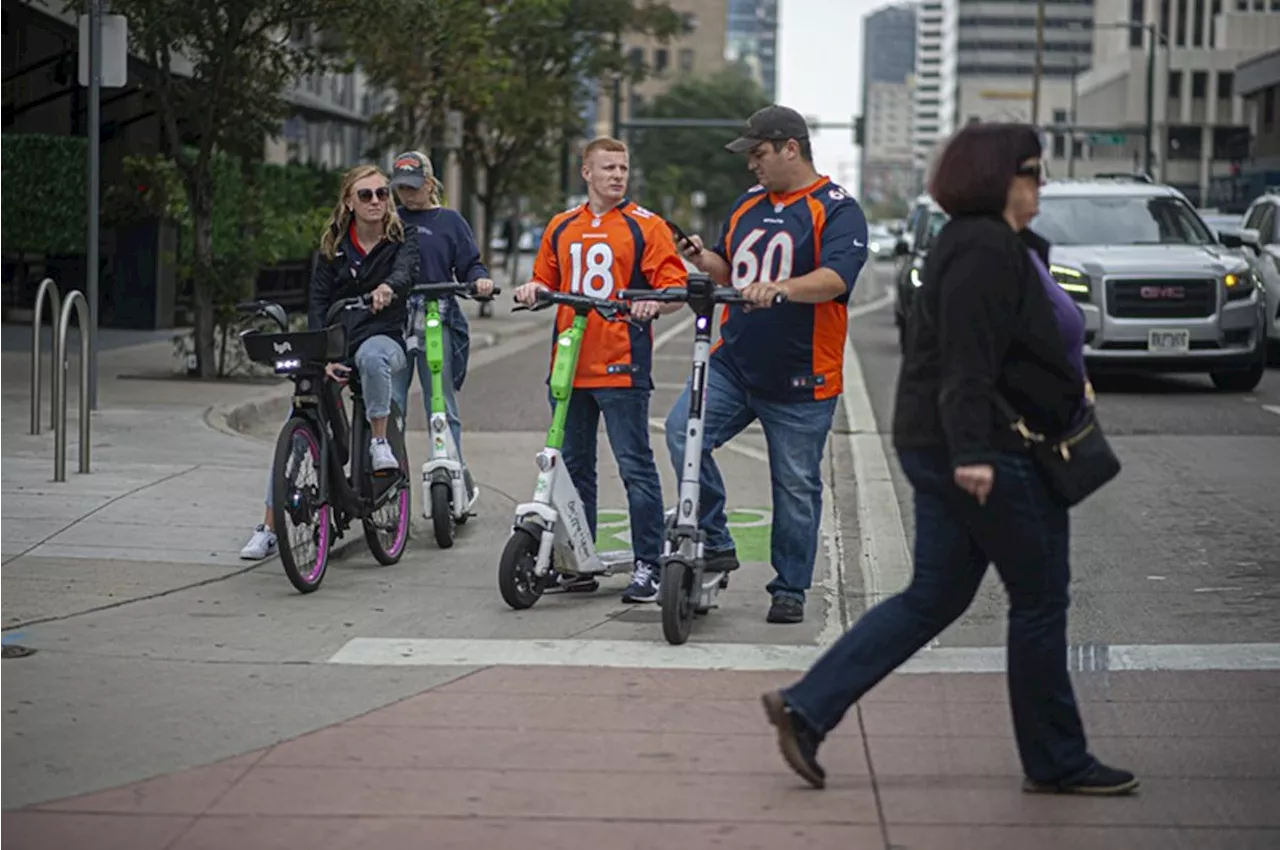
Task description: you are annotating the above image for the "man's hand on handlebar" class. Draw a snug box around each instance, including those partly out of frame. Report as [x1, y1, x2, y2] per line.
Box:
[325, 362, 352, 384]
[629, 299, 664, 321]
[474, 277, 496, 299]
[513, 282, 548, 306]
[370, 283, 395, 313]
[741, 281, 789, 310]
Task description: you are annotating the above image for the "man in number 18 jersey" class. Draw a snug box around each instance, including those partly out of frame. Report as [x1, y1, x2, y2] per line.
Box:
[666, 105, 869, 625]
[513, 137, 686, 603]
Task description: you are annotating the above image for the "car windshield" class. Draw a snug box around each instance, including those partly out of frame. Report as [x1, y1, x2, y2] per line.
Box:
[1033, 195, 1214, 246]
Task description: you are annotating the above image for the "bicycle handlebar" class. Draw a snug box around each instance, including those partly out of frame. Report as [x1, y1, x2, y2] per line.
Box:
[323, 293, 373, 326]
[409, 281, 502, 300]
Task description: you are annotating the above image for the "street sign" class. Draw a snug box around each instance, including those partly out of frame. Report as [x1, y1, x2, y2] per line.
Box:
[78, 14, 128, 88]
[1089, 133, 1128, 146]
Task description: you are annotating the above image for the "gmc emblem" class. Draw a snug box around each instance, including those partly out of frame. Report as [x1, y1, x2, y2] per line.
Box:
[1139, 285, 1185, 299]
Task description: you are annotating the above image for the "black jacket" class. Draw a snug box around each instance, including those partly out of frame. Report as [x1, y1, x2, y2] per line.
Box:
[891, 214, 1085, 467]
[308, 225, 420, 357]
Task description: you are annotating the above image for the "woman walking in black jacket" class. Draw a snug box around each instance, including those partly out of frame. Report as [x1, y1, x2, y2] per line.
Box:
[761, 124, 1138, 796]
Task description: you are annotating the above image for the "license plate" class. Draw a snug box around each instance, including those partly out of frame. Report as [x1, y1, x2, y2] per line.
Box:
[1147, 329, 1190, 353]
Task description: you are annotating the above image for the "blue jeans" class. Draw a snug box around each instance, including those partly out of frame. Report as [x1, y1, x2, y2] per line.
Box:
[781, 448, 1097, 785]
[557, 387, 665, 566]
[664, 359, 837, 601]
[264, 335, 405, 508]
[392, 323, 464, 454]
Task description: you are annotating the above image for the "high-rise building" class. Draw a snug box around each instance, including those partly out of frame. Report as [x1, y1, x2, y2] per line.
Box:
[861, 3, 918, 211]
[1076, 0, 1279, 206]
[725, 0, 778, 100]
[913, 0, 955, 180]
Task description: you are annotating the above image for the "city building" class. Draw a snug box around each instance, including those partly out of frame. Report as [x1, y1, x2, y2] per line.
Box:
[588, 0, 730, 139]
[1233, 46, 1280, 200]
[1074, 0, 1280, 205]
[912, 0, 955, 182]
[725, 0, 778, 100]
[860, 3, 917, 213]
[2, 0, 377, 329]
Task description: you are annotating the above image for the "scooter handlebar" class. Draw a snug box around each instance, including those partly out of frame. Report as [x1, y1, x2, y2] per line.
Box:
[409, 281, 502, 300]
[618, 286, 787, 307]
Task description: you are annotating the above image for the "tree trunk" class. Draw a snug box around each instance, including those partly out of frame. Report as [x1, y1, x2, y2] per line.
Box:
[189, 178, 217, 379]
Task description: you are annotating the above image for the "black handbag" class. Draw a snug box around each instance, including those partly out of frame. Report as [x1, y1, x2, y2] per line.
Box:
[993, 394, 1121, 507]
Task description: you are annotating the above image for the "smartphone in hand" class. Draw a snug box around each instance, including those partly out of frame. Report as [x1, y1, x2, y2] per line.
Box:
[665, 218, 701, 256]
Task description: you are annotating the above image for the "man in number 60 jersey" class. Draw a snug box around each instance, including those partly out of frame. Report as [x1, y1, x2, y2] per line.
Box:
[666, 105, 869, 625]
[513, 137, 686, 604]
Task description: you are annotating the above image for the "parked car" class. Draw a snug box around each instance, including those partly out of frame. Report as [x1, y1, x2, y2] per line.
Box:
[1033, 177, 1267, 392]
[1236, 192, 1280, 361]
[892, 195, 947, 351]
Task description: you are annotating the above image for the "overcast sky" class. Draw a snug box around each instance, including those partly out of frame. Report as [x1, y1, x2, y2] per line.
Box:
[776, 0, 885, 188]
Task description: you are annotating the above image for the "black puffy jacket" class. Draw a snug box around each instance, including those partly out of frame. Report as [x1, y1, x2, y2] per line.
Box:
[308, 224, 420, 357]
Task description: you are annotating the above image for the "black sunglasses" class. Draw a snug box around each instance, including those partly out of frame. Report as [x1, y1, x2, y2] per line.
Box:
[355, 186, 390, 203]
[1015, 161, 1047, 183]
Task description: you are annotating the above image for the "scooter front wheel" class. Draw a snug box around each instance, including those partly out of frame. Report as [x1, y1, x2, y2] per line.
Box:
[660, 559, 695, 645]
[498, 529, 544, 610]
[430, 482, 455, 549]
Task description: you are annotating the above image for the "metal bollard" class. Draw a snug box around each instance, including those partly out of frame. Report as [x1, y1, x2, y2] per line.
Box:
[30, 277, 62, 434]
[53, 291, 92, 481]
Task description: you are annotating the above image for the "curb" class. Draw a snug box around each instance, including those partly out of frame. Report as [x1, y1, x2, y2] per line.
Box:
[207, 329, 507, 438]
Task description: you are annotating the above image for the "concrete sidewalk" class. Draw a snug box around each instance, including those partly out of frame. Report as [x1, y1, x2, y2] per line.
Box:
[1, 294, 546, 629]
[5, 664, 1277, 849]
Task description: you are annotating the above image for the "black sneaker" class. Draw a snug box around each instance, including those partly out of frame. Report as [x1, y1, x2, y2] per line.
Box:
[1023, 763, 1139, 796]
[542, 572, 599, 594]
[761, 691, 825, 789]
[767, 595, 804, 624]
[704, 547, 740, 572]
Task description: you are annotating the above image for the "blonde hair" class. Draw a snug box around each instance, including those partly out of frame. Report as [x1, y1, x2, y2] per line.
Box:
[320, 164, 406, 259]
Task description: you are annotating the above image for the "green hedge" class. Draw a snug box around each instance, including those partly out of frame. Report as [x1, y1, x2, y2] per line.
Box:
[1, 134, 89, 255]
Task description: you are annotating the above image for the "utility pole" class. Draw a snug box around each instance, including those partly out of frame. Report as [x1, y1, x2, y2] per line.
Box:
[1068, 55, 1079, 177]
[1030, 0, 1046, 125]
[1143, 22, 1155, 177]
[87, 0, 102, 410]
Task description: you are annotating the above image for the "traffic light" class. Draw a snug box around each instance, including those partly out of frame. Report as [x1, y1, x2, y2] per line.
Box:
[854, 116, 865, 147]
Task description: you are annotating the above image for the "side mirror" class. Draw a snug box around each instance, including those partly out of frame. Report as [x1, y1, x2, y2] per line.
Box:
[894, 240, 910, 257]
[1218, 230, 1244, 248]
[1238, 228, 1263, 254]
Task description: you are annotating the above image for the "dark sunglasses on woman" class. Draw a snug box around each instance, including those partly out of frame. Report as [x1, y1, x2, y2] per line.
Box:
[356, 186, 390, 203]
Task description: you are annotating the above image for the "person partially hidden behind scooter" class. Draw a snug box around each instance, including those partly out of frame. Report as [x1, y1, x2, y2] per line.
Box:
[669, 105, 869, 624]
[512, 136, 686, 603]
[388, 150, 495, 505]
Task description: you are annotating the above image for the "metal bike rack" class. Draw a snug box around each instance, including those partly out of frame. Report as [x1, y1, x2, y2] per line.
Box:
[53, 291, 92, 482]
[30, 277, 62, 434]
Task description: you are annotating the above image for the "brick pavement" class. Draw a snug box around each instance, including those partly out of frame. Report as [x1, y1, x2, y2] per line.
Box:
[6, 665, 1278, 850]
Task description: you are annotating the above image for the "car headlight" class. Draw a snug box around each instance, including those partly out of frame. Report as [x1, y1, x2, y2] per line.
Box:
[1050, 264, 1090, 301]
[1223, 269, 1255, 302]
[910, 267, 923, 288]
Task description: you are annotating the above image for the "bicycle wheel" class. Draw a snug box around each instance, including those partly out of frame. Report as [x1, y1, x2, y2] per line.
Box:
[272, 417, 332, 593]
[364, 403, 411, 565]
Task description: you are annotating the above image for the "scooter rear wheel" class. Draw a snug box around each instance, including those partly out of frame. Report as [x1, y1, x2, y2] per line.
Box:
[660, 559, 695, 645]
[498, 529, 544, 610]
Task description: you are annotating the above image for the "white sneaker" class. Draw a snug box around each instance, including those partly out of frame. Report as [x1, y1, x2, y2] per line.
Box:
[370, 438, 399, 472]
[240, 524, 277, 560]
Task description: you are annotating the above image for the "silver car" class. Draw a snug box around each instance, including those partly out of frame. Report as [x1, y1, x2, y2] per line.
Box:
[1237, 192, 1280, 359]
[1032, 179, 1268, 392]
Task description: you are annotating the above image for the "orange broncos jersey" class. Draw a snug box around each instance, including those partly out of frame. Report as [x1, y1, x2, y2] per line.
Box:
[531, 199, 687, 389]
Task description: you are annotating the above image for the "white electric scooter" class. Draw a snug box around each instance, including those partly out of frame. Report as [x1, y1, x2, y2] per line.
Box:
[408, 281, 498, 548]
[497, 287, 638, 609]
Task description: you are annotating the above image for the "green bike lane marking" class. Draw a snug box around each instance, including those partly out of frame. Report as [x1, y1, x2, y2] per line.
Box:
[594, 508, 773, 562]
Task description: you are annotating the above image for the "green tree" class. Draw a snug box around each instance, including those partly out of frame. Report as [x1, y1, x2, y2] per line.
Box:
[336, 0, 492, 154]
[88, 0, 354, 377]
[630, 67, 771, 234]
[460, 0, 683, 254]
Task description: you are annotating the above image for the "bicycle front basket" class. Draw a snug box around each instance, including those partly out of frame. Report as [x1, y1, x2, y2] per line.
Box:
[241, 325, 347, 370]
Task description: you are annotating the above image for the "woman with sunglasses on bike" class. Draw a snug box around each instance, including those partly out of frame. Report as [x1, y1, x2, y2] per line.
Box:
[240, 164, 419, 561]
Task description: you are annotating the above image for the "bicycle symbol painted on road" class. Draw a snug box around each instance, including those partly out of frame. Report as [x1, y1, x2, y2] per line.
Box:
[595, 507, 773, 562]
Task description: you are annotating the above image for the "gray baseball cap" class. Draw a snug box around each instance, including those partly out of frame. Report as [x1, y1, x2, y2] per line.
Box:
[724, 105, 811, 154]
